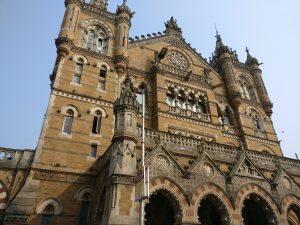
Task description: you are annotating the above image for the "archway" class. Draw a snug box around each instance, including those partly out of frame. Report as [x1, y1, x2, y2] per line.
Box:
[145, 189, 182, 225]
[197, 194, 230, 225]
[242, 193, 277, 225]
[287, 204, 300, 225]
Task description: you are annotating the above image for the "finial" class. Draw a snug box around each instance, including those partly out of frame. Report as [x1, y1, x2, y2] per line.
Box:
[215, 23, 219, 37]
[246, 47, 250, 54]
[123, 0, 127, 4]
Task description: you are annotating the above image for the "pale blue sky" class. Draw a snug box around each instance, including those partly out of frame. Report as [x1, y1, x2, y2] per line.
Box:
[0, 1, 299, 159]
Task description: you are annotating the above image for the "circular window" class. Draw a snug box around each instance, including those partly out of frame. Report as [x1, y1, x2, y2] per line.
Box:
[167, 51, 188, 70]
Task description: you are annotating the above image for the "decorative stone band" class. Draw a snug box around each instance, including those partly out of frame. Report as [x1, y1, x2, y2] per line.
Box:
[3, 215, 29, 225]
[0, 183, 7, 210]
[52, 89, 114, 108]
[33, 169, 96, 185]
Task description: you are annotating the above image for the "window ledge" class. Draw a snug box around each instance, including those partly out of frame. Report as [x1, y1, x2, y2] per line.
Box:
[89, 133, 102, 138]
[70, 82, 82, 87]
[59, 132, 72, 139]
[87, 156, 97, 162]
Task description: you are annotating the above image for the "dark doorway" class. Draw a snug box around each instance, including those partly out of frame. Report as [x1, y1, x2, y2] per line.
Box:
[198, 197, 223, 225]
[145, 191, 176, 225]
[242, 194, 276, 225]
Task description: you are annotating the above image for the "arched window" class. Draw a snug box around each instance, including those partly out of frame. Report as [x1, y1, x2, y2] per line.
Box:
[79, 193, 91, 225]
[86, 30, 95, 50]
[253, 115, 264, 131]
[99, 65, 107, 91]
[223, 106, 234, 126]
[198, 100, 206, 114]
[73, 58, 84, 84]
[92, 110, 102, 134]
[136, 85, 148, 105]
[63, 109, 74, 135]
[237, 76, 257, 102]
[41, 204, 54, 225]
[166, 93, 175, 106]
[85, 28, 108, 54]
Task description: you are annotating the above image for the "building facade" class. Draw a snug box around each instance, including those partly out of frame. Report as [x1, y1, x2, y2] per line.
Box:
[0, 0, 300, 225]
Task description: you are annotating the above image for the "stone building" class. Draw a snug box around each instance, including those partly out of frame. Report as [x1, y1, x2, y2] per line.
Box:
[0, 0, 299, 225]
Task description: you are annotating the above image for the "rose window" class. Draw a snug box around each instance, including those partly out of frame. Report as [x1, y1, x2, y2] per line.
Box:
[167, 51, 188, 70]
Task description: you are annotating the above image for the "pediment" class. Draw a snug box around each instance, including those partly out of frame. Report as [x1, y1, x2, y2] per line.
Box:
[273, 167, 299, 191]
[128, 34, 219, 77]
[229, 153, 266, 180]
[145, 145, 185, 175]
[189, 152, 226, 179]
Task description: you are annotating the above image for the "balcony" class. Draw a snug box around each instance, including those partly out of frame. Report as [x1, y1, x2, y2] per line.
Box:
[168, 106, 210, 122]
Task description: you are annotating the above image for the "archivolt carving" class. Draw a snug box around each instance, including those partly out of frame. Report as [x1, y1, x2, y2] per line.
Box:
[79, 19, 113, 37]
[239, 191, 279, 225]
[196, 192, 232, 225]
[149, 185, 185, 222]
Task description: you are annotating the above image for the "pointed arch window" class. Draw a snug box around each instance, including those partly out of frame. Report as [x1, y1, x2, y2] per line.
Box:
[41, 205, 54, 225]
[79, 193, 91, 225]
[63, 109, 74, 135]
[92, 110, 102, 134]
[73, 58, 84, 84]
[99, 65, 107, 91]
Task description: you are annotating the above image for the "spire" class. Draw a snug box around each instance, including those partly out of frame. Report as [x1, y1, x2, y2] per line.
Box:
[245, 47, 259, 66]
[89, 0, 108, 10]
[164, 17, 182, 37]
[116, 0, 134, 17]
[214, 32, 230, 56]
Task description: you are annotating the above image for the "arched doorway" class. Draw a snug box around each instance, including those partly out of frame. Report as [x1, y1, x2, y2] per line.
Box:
[242, 193, 277, 225]
[198, 194, 230, 225]
[287, 204, 300, 225]
[145, 189, 182, 225]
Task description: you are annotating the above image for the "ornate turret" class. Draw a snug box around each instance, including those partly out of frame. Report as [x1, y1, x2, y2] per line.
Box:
[214, 33, 242, 108]
[164, 17, 183, 37]
[113, 75, 139, 143]
[245, 48, 273, 116]
[114, 0, 134, 75]
[89, 0, 108, 10]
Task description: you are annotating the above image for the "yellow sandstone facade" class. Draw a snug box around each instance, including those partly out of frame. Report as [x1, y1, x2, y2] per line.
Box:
[0, 1, 299, 225]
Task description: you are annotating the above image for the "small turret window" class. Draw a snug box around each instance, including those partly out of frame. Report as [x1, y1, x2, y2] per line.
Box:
[223, 106, 234, 126]
[92, 110, 102, 134]
[90, 144, 97, 158]
[63, 109, 74, 135]
[73, 59, 84, 84]
[99, 65, 107, 91]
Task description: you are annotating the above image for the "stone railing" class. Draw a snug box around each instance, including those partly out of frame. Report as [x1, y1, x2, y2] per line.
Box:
[223, 124, 237, 134]
[0, 148, 35, 169]
[254, 129, 267, 139]
[157, 63, 211, 86]
[0, 150, 14, 160]
[168, 106, 210, 122]
[83, 4, 117, 20]
[140, 129, 300, 175]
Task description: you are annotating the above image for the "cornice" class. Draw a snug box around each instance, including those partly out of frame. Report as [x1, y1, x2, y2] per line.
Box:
[52, 89, 114, 108]
[245, 135, 280, 146]
[72, 45, 113, 62]
[81, 3, 117, 22]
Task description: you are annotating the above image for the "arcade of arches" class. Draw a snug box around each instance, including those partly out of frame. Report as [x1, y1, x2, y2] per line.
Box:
[143, 186, 300, 225]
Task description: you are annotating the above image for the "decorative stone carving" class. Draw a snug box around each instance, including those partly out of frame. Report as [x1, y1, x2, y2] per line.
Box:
[33, 170, 96, 184]
[154, 155, 171, 172]
[237, 160, 262, 179]
[167, 51, 188, 70]
[202, 163, 214, 178]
